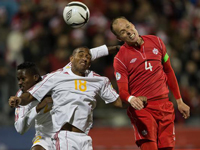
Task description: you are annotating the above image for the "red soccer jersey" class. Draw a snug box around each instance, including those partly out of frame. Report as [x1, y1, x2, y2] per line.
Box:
[113, 35, 169, 100]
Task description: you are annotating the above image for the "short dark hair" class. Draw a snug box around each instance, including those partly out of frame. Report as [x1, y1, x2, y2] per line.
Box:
[110, 16, 128, 36]
[17, 62, 41, 77]
[72, 46, 90, 56]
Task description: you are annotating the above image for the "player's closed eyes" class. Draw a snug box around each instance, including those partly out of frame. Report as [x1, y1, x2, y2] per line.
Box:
[78, 53, 91, 59]
[120, 30, 126, 35]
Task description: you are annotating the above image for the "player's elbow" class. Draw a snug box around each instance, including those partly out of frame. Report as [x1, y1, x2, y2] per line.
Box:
[112, 97, 127, 108]
[14, 123, 25, 135]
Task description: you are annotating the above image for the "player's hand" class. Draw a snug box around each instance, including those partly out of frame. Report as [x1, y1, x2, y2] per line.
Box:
[129, 96, 144, 110]
[8, 96, 21, 108]
[107, 45, 121, 54]
[116, 45, 121, 51]
[176, 98, 190, 119]
[36, 96, 53, 113]
[137, 96, 147, 105]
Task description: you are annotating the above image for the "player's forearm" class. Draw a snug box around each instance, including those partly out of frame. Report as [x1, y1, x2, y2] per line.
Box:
[15, 108, 37, 134]
[107, 45, 120, 54]
[112, 97, 129, 108]
[166, 71, 181, 99]
[15, 118, 26, 134]
[163, 60, 181, 99]
[20, 92, 36, 105]
[118, 82, 131, 102]
[90, 45, 120, 61]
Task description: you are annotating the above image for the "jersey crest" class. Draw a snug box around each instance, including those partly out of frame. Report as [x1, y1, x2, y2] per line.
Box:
[152, 48, 159, 55]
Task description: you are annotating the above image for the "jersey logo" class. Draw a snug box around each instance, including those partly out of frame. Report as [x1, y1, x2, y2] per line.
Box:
[115, 72, 121, 80]
[141, 130, 148, 136]
[65, 66, 71, 69]
[152, 48, 158, 55]
[130, 58, 137, 63]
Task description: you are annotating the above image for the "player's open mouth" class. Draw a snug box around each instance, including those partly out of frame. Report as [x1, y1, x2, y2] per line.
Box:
[80, 62, 86, 66]
[130, 33, 135, 39]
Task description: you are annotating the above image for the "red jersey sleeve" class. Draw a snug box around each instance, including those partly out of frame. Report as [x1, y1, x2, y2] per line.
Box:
[163, 58, 181, 99]
[157, 36, 181, 99]
[113, 56, 131, 102]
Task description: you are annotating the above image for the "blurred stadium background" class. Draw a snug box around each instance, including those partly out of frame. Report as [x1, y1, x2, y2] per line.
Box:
[0, 0, 200, 149]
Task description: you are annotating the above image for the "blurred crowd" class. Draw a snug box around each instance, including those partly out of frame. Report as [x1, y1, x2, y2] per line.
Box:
[0, 0, 199, 126]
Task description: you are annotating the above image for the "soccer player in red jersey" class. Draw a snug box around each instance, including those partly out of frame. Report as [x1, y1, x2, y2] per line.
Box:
[110, 17, 190, 150]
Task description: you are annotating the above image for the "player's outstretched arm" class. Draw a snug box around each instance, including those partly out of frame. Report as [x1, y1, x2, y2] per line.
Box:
[112, 96, 147, 110]
[9, 92, 36, 107]
[20, 92, 36, 106]
[107, 45, 120, 54]
[90, 45, 120, 61]
[111, 97, 129, 108]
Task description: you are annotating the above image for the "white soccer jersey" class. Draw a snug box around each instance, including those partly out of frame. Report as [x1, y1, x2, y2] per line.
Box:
[15, 90, 54, 137]
[14, 44, 108, 135]
[15, 90, 39, 134]
[28, 68, 119, 134]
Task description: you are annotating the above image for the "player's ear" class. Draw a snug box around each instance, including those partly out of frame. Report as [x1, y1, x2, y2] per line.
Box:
[70, 56, 74, 62]
[34, 74, 40, 82]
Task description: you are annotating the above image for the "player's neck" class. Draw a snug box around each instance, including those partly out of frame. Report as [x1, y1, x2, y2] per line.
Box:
[128, 37, 144, 48]
[71, 67, 85, 77]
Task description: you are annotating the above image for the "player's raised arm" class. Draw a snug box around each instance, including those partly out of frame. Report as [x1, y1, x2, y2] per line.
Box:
[90, 45, 120, 61]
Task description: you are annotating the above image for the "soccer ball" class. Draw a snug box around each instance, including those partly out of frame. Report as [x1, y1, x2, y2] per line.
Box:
[63, 1, 90, 28]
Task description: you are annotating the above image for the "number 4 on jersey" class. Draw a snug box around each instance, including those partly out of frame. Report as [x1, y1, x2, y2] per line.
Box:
[145, 61, 153, 71]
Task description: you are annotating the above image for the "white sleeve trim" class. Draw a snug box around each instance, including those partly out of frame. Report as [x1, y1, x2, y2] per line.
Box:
[90, 45, 108, 61]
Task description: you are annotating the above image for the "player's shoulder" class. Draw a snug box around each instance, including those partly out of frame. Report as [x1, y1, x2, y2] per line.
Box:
[142, 35, 162, 43]
[87, 70, 101, 77]
[115, 44, 127, 58]
[50, 68, 64, 74]
[87, 70, 107, 80]
[113, 44, 128, 65]
[142, 35, 158, 39]
[43, 68, 65, 78]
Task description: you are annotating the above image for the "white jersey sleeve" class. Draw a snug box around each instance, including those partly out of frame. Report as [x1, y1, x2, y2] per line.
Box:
[98, 77, 119, 104]
[14, 90, 39, 134]
[14, 104, 38, 134]
[90, 45, 108, 61]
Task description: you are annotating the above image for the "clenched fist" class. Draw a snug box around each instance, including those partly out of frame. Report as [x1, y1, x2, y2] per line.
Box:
[129, 96, 147, 110]
[9, 96, 22, 108]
